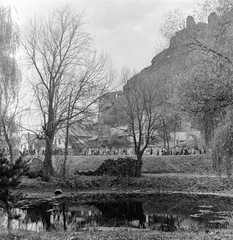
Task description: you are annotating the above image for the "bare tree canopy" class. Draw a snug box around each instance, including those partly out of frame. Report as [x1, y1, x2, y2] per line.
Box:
[161, 0, 233, 175]
[22, 5, 114, 180]
[121, 71, 162, 177]
[160, 9, 186, 42]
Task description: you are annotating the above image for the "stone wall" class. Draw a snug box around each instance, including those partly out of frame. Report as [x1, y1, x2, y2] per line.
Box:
[125, 11, 230, 90]
[98, 91, 124, 126]
[100, 11, 231, 130]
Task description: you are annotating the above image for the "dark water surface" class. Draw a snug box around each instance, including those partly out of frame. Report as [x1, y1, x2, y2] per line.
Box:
[1, 193, 233, 231]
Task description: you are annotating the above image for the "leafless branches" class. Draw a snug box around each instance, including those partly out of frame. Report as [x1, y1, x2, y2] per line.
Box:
[22, 5, 114, 180]
[120, 71, 162, 176]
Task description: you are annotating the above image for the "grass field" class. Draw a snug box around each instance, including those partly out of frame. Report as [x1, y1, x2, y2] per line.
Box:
[52, 154, 213, 175]
[0, 228, 230, 240]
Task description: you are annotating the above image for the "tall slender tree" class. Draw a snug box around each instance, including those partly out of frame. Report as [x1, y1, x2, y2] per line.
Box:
[0, 5, 21, 163]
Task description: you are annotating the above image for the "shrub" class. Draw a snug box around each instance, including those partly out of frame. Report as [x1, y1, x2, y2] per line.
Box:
[0, 151, 29, 231]
[212, 121, 233, 177]
[75, 157, 138, 177]
[27, 158, 43, 178]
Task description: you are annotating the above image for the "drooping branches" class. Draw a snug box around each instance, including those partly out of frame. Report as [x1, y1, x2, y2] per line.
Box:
[0, 5, 21, 163]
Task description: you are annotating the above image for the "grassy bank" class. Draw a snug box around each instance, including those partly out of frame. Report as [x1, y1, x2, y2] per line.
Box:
[1, 228, 232, 240]
[21, 154, 225, 199]
[6, 155, 233, 240]
[53, 154, 213, 175]
[19, 173, 233, 201]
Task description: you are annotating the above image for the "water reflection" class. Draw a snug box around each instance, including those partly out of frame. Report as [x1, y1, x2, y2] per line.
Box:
[94, 201, 146, 228]
[1, 196, 233, 232]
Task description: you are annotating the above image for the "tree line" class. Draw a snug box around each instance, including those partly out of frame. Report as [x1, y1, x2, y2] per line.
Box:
[160, 0, 233, 177]
[2, 0, 233, 180]
[112, 0, 233, 177]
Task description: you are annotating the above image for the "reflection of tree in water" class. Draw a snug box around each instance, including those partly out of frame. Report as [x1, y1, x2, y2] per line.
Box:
[22, 202, 53, 231]
[23, 201, 70, 231]
[94, 201, 146, 228]
[50, 202, 101, 230]
[8, 198, 231, 232]
[147, 214, 177, 231]
[66, 205, 101, 229]
[17, 195, 232, 232]
[94, 200, 177, 231]
[22, 202, 101, 231]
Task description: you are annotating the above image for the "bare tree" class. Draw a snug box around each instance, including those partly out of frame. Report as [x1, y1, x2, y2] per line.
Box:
[171, 55, 233, 149]
[121, 72, 162, 177]
[160, 9, 186, 43]
[161, 0, 233, 174]
[1, 101, 20, 163]
[194, 0, 233, 22]
[0, 5, 21, 163]
[61, 56, 109, 177]
[22, 5, 113, 181]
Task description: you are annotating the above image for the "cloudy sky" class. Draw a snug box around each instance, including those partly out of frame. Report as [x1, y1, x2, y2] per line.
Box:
[2, 0, 198, 72]
[0, 0, 202, 129]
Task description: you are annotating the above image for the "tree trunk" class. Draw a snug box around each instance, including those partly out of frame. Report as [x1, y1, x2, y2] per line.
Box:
[166, 131, 170, 150]
[1, 118, 13, 164]
[42, 208, 51, 230]
[6, 200, 11, 232]
[43, 135, 55, 181]
[203, 112, 215, 150]
[226, 156, 232, 179]
[135, 153, 143, 177]
[63, 121, 69, 178]
[62, 202, 67, 231]
[162, 118, 170, 150]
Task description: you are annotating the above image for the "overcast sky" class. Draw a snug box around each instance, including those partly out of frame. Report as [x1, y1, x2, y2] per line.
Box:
[0, 0, 202, 129]
[2, 0, 198, 72]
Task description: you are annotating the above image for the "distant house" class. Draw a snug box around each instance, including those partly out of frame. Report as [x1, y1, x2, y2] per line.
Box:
[20, 133, 45, 154]
[53, 124, 98, 154]
[20, 133, 36, 152]
[99, 125, 130, 144]
[98, 91, 202, 150]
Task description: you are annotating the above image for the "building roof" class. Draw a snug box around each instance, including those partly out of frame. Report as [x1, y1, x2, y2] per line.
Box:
[110, 126, 128, 136]
[69, 124, 97, 138]
[21, 133, 37, 142]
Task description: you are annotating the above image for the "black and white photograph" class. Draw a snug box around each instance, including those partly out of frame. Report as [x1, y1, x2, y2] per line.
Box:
[0, 0, 233, 239]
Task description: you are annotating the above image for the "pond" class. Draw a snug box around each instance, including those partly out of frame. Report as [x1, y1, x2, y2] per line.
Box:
[1, 193, 233, 232]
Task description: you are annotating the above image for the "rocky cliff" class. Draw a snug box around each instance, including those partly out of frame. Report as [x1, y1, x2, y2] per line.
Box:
[125, 11, 230, 90]
[98, 91, 123, 126]
[100, 11, 232, 128]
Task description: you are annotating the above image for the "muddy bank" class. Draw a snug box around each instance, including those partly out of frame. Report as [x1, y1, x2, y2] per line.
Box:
[15, 173, 233, 207]
[9, 191, 233, 240]
[18, 190, 233, 213]
[19, 174, 233, 194]
[5, 174, 233, 240]
[1, 228, 232, 240]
